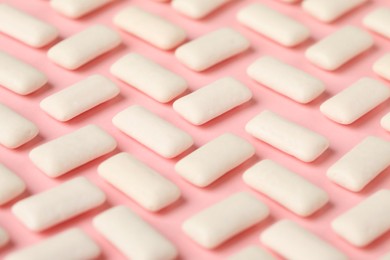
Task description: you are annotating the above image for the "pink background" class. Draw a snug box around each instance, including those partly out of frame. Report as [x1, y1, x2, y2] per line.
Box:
[1, 0, 390, 259]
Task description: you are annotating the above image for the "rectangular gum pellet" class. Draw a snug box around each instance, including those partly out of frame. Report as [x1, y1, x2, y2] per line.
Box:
[261, 220, 347, 260]
[0, 164, 26, 205]
[110, 53, 187, 103]
[364, 8, 390, 39]
[320, 78, 390, 124]
[0, 103, 39, 148]
[247, 56, 325, 103]
[50, 0, 111, 19]
[112, 105, 193, 158]
[173, 77, 252, 125]
[175, 133, 255, 187]
[228, 246, 276, 260]
[98, 152, 181, 212]
[332, 189, 390, 247]
[381, 112, 390, 131]
[245, 110, 329, 162]
[243, 159, 329, 217]
[305, 26, 373, 71]
[302, 0, 367, 23]
[48, 25, 121, 70]
[0, 4, 58, 47]
[4, 228, 101, 260]
[182, 192, 269, 249]
[29, 124, 117, 177]
[175, 27, 250, 71]
[327, 136, 390, 192]
[114, 6, 187, 50]
[0, 226, 9, 248]
[0, 51, 47, 95]
[171, 0, 231, 19]
[93, 206, 178, 260]
[12, 177, 106, 232]
[381, 252, 390, 260]
[373, 53, 390, 81]
[237, 4, 310, 47]
[40, 74, 120, 122]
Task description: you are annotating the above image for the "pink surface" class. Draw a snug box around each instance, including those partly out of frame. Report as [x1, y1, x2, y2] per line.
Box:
[1, 0, 390, 259]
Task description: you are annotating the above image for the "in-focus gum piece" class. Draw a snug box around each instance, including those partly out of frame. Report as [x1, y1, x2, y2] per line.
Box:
[243, 159, 329, 216]
[364, 8, 390, 39]
[320, 78, 390, 125]
[173, 77, 252, 125]
[114, 6, 187, 50]
[175, 27, 250, 71]
[381, 111, 390, 132]
[228, 246, 276, 260]
[98, 152, 181, 212]
[171, 0, 231, 19]
[373, 53, 390, 81]
[182, 192, 269, 249]
[332, 189, 390, 247]
[48, 25, 121, 70]
[0, 4, 58, 47]
[4, 228, 101, 260]
[40, 75, 120, 122]
[50, 0, 112, 19]
[247, 56, 325, 103]
[112, 105, 193, 158]
[261, 220, 348, 260]
[110, 53, 187, 103]
[245, 110, 329, 162]
[0, 103, 39, 149]
[29, 124, 117, 177]
[0, 164, 26, 205]
[237, 4, 310, 47]
[12, 177, 106, 232]
[0, 51, 47, 95]
[175, 133, 255, 187]
[302, 0, 367, 23]
[0, 226, 9, 248]
[93, 206, 178, 260]
[305, 26, 373, 71]
[327, 136, 390, 192]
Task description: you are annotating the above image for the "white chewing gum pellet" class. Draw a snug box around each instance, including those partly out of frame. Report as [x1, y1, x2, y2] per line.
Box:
[93, 206, 178, 260]
[0, 226, 9, 248]
[332, 189, 390, 247]
[246, 110, 329, 162]
[48, 25, 121, 70]
[173, 77, 252, 125]
[175, 27, 250, 71]
[112, 105, 193, 158]
[175, 133, 255, 187]
[110, 53, 187, 102]
[0, 51, 47, 95]
[182, 192, 269, 249]
[320, 78, 390, 125]
[381, 112, 390, 131]
[50, 0, 112, 19]
[4, 228, 101, 260]
[171, 0, 231, 19]
[373, 53, 390, 81]
[0, 164, 26, 205]
[261, 220, 347, 260]
[29, 125, 117, 177]
[305, 26, 373, 71]
[12, 177, 106, 232]
[381, 252, 390, 260]
[247, 56, 325, 103]
[114, 7, 186, 50]
[0, 4, 58, 47]
[228, 246, 276, 260]
[40, 75, 120, 122]
[98, 152, 181, 211]
[237, 4, 310, 47]
[364, 8, 390, 39]
[302, 0, 367, 23]
[327, 136, 390, 192]
[0, 103, 39, 149]
[243, 160, 329, 216]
